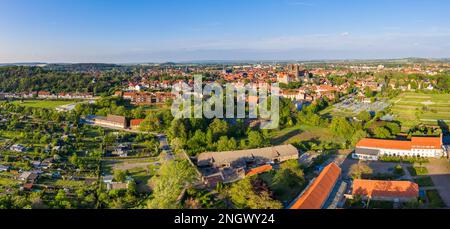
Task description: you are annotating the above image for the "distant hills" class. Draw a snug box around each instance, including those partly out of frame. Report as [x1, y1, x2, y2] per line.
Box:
[1, 57, 450, 67]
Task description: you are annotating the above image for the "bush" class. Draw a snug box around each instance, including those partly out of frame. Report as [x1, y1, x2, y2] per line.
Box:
[414, 177, 434, 187]
[379, 156, 429, 164]
[407, 166, 428, 176]
[426, 190, 445, 208]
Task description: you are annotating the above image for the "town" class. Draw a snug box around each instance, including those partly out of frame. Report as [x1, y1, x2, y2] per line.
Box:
[1, 59, 450, 209]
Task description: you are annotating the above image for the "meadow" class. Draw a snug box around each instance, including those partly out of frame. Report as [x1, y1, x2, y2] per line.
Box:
[388, 92, 450, 128]
[9, 99, 77, 109]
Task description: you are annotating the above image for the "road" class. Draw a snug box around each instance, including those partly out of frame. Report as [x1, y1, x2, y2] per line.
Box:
[157, 134, 175, 161]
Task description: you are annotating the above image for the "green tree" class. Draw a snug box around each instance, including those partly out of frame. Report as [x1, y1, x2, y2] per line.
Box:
[147, 160, 198, 209]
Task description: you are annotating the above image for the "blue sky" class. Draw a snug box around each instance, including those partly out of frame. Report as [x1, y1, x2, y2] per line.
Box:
[1, 0, 450, 63]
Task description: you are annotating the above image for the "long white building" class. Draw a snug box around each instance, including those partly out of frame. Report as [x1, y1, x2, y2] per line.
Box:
[353, 136, 445, 161]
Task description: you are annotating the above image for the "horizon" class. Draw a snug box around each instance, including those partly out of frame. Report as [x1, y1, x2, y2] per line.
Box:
[1, 0, 450, 62]
[1, 56, 450, 65]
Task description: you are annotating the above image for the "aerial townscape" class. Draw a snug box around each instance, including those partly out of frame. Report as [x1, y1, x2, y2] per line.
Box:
[1, 59, 449, 210]
[1, 0, 450, 216]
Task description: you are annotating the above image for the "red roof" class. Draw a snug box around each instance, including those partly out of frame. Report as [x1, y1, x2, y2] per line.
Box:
[290, 163, 341, 209]
[352, 179, 419, 199]
[130, 119, 144, 127]
[246, 165, 272, 177]
[356, 138, 411, 150]
[411, 137, 442, 149]
[356, 137, 442, 151]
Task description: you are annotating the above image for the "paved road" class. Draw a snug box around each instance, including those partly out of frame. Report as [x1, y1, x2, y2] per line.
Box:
[157, 134, 175, 161]
[425, 159, 450, 208]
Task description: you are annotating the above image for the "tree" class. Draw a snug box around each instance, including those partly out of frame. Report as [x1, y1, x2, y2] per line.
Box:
[247, 131, 266, 148]
[330, 117, 355, 139]
[373, 127, 392, 139]
[114, 170, 127, 182]
[357, 111, 372, 122]
[349, 163, 373, 179]
[54, 189, 72, 209]
[351, 130, 367, 146]
[228, 177, 282, 209]
[272, 160, 305, 190]
[147, 160, 198, 209]
[364, 86, 374, 97]
[209, 118, 229, 141]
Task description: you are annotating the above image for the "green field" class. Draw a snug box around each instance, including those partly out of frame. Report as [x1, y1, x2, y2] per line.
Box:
[270, 125, 346, 145]
[10, 99, 77, 109]
[389, 92, 450, 128]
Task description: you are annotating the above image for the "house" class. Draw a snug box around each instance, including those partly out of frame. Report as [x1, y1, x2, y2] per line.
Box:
[18, 172, 39, 183]
[112, 144, 129, 157]
[41, 158, 54, 169]
[0, 165, 10, 172]
[353, 136, 445, 160]
[130, 119, 144, 130]
[37, 91, 53, 98]
[197, 144, 299, 168]
[10, 144, 26, 152]
[31, 161, 41, 168]
[103, 175, 114, 184]
[94, 115, 127, 129]
[289, 163, 341, 209]
[352, 179, 419, 202]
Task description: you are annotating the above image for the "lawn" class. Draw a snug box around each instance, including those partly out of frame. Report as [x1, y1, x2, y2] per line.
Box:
[270, 125, 346, 146]
[426, 190, 446, 208]
[10, 99, 77, 109]
[414, 176, 434, 187]
[389, 92, 450, 128]
[407, 166, 429, 176]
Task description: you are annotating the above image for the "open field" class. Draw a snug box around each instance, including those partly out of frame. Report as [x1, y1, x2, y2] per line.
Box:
[9, 99, 78, 109]
[270, 125, 346, 145]
[389, 92, 450, 128]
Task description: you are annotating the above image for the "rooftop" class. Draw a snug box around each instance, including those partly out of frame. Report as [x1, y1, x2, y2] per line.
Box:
[289, 163, 341, 209]
[352, 179, 419, 199]
[356, 136, 442, 150]
[197, 144, 298, 167]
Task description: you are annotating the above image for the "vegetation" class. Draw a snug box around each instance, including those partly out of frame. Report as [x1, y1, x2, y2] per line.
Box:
[146, 160, 198, 209]
[349, 163, 373, 179]
[414, 177, 434, 187]
[426, 190, 446, 208]
[407, 166, 428, 176]
[228, 176, 282, 209]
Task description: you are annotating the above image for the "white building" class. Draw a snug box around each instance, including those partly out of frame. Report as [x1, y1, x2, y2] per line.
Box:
[353, 136, 445, 160]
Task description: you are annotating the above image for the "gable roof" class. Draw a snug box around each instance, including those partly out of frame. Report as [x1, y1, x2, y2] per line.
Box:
[411, 137, 442, 149]
[289, 163, 341, 209]
[197, 144, 298, 167]
[130, 119, 144, 126]
[356, 138, 411, 150]
[356, 137, 442, 151]
[246, 165, 273, 177]
[352, 179, 419, 199]
[106, 115, 126, 124]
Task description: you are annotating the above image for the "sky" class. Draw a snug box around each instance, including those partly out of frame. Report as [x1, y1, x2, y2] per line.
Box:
[1, 0, 450, 63]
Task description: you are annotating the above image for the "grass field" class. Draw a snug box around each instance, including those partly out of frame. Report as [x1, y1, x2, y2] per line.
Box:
[389, 92, 450, 128]
[10, 99, 77, 109]
[270, 125, 346, 145]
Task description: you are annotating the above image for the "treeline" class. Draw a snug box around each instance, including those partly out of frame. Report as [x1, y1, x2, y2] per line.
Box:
[0, 66, 127, 95]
